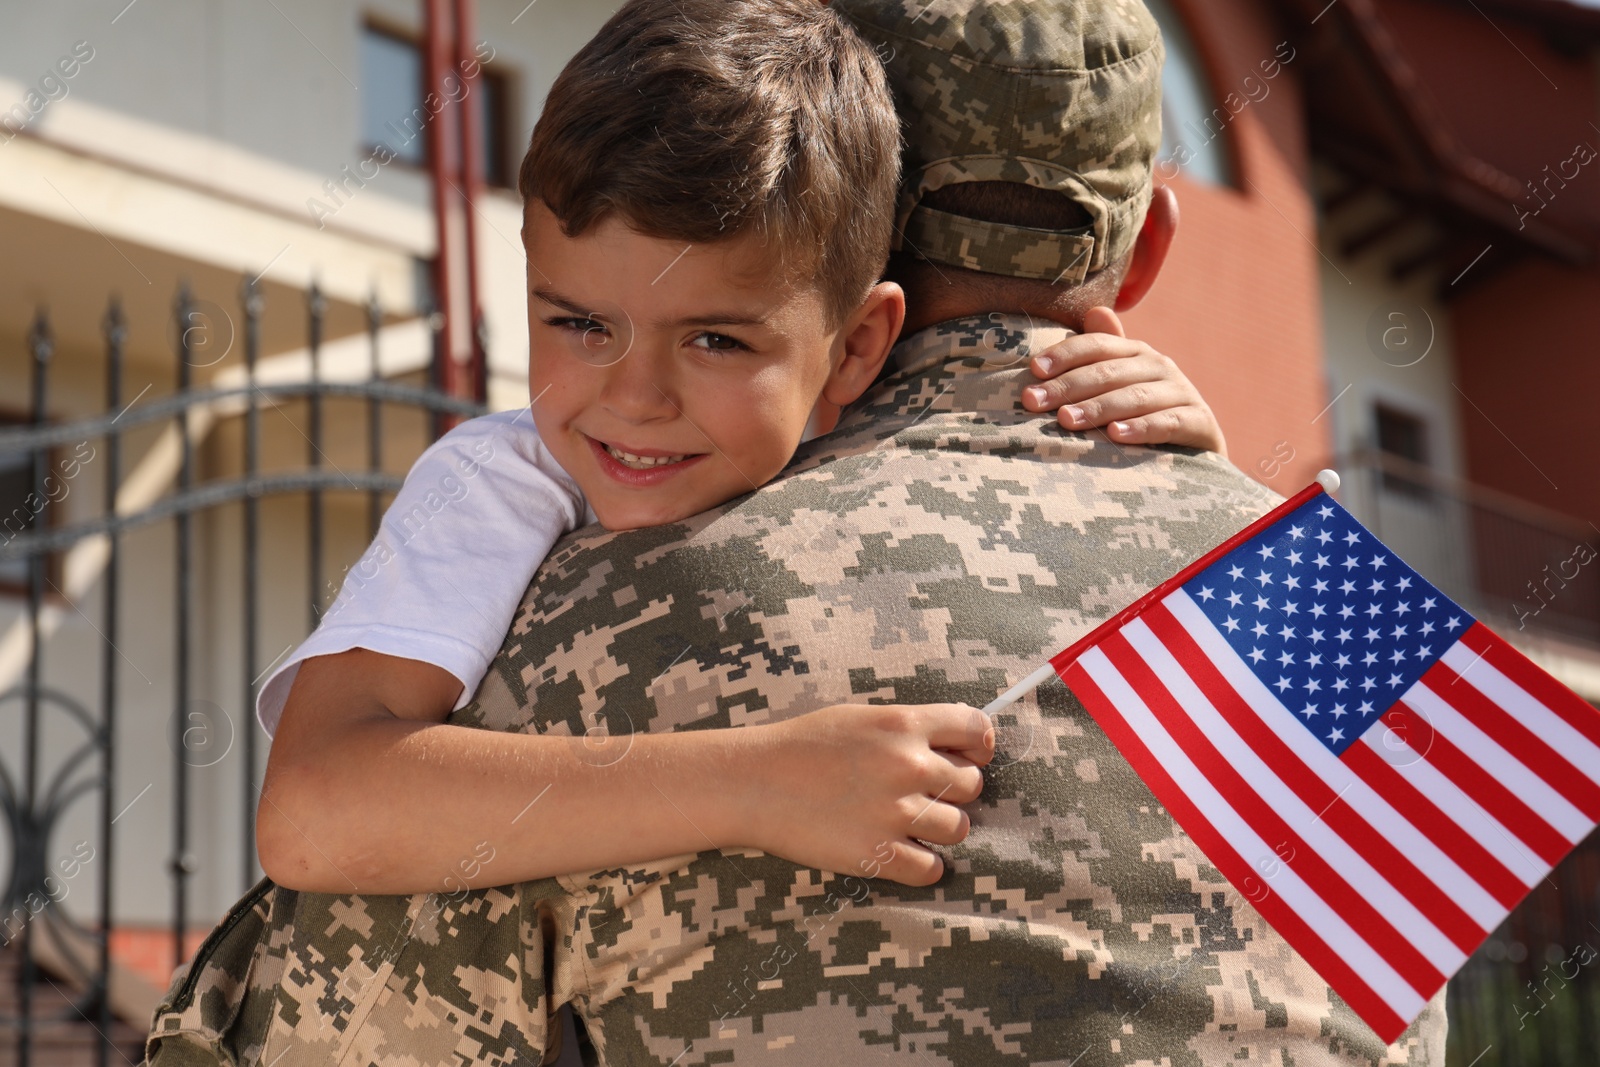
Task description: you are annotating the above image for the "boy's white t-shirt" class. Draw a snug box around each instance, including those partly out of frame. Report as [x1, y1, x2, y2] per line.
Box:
[255, 409, 592, 737]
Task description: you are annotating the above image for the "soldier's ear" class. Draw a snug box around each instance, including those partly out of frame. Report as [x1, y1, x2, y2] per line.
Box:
[824, 281, 905, 407]
[1113, 184, 1177, 312]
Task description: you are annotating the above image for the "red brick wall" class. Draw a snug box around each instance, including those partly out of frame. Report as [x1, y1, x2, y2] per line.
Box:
[1120, 0, 1331, 493]
[1452, 257, 1600, 529]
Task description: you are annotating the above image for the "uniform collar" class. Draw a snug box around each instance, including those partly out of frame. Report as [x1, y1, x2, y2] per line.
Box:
[890, 313, 1075, 378]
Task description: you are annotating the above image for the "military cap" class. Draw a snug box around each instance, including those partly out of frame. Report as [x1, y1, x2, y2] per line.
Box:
[832, 0, 1164, 284]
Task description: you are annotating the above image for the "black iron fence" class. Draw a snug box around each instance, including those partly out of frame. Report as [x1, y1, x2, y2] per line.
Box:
[0, 279, 482, 1065]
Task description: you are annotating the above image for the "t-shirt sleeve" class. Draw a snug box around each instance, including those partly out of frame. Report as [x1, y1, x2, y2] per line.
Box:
[255, 409, 586, 738]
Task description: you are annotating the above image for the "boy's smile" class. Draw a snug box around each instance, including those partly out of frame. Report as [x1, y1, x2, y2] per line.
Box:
[523, 200, 892, 531]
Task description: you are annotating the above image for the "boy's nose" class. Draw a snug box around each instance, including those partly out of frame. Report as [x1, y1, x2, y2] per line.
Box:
[596, 343, 678, 424]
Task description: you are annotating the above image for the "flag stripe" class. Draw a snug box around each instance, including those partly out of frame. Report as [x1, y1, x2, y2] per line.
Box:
[1146, 600, 1488, 950]
[1104, 629, 1449, 995]
[1456, 624, 1600, 749]
[1163, 593, 1508, 930]
[1440, 640, 1600, 786]
[1121, 618, 1467, 975]
[1409, 668, 1597, 836]
[1063, 652, 1416, 1039]
[1425, 657, 1600, 822]
[1383, 704, 1568, 865]
[1360, 721, 1547, 887]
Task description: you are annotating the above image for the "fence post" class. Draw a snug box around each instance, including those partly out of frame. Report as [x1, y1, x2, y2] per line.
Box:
[96, 298, 126, 1067]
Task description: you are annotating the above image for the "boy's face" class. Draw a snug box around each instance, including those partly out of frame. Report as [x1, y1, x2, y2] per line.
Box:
[523, 201, 854, 531]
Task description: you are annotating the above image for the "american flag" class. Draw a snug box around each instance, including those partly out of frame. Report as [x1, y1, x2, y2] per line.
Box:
[1048, 482, 1600, 1043]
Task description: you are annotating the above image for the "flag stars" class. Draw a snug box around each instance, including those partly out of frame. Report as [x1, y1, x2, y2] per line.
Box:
[1289, 525, 1306, 541]
[1278, 650, 1296, 667]
[1391, 624, 1407, 639]
[1394, 601, 1411, 616]
[1365, 604, 1383, 618]
[1338, 605, 1356, 620]
[1340, 580, 1357, 594]
[1307, 652, 1323, 667]
[1316, 528, 1333, 544]
[1248, 647, 1266, 664]
[1282, 601, 1300, 616]
[1420, 621, 1435, 636]
[1257, 545, 1276, 560]
[1390, 648, 1407, 664]
[1308, 630, 1324, 646]
[1318, 505, 1334, 519]
[1330, 703, 1348, 719]
[1360, 676, 1376, 691]
[1287, 550, 1303, 566]
[1364, 628, 1381, 643]
[1256, 570, 1275, 586]
[1252, 622, 1269, 638]
[1417, 644, 1432, 658]
[1253, 595, 1272, 612]
[1369, 579, 1386, 594]
[1227, 591, 1243, 608]
[1334, 653, 1351, 668]
[1370, 555, 1388, 569]
[1223, 617, 1240, 633]
[1328, 727, 1345, 743]
[1343, 532, 1361, 546]
[1279, 625, 1297, 640]
[1198, 587, 1216, 602]
[1310, 603, 1327, 618]
[1312, 579, 1329, 594]
[1336, 630, 1353, 644]
[1362, 650, 1378, 666]
[1228, 565, 1246, 581]
[1446, 616, 1463, 630]
[1332, 677, 1348, 692]
[1275, 676, 1293, 693]
[1300, 703, 1319, 718]
[1422, 597, 1437, 611]
[1342, 556, 1360, 571]
[1398, 576, 1413, 591]
[1387, 673, 1404, 687]
[1284, 574, 1301, 590]
[1314, 553, 1331, 569]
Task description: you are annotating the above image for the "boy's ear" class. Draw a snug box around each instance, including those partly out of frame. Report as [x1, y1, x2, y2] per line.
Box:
[823, 281, 906, 407]
[1113, 184, 1178, 312]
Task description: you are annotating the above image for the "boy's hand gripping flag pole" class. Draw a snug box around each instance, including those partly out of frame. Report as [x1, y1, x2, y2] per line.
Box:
[983, 469, 1600, 1044]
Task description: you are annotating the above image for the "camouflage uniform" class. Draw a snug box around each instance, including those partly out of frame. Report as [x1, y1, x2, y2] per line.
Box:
[146, 316, 1446, 1065]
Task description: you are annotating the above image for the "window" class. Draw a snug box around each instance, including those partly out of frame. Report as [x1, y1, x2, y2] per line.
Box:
[1374, 404, 1431, 498]
[358, 23, 514, 187]
[1144, 0, 1234, 187]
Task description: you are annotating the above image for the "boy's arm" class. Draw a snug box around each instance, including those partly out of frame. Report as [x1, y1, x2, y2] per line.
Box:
[257, 648, 993, 893]
[1019, 306, 1228, 456]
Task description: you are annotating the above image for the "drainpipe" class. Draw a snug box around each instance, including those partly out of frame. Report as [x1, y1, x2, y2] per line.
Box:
[423, 0, 484, 418]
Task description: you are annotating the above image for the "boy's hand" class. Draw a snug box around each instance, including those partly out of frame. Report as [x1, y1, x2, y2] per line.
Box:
[753, 703, 994, 887]
[1020, 306, 1228, 456]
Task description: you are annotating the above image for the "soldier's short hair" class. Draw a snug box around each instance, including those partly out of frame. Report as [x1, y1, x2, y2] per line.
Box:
[519, 0, 901, 327]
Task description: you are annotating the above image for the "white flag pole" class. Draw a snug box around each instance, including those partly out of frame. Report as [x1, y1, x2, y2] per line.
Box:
[979, 469, 1343, 719]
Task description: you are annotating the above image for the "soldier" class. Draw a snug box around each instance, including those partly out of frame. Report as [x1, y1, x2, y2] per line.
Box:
[146, 1, 1446, 1064]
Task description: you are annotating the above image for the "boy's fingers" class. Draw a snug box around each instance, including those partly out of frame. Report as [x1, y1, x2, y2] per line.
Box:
[930, 754, 986, 802]
[1103, 408, 1225, 452]
[1081, 305, 1126, 338]
[919, 704, 993, 753]
[1024, 353, 1186, 411]
[1029, 335, 1147, 378]
[1054, 380, 1195, 429]
[880, 841, 946, 887]
[906, 799, 971, 847]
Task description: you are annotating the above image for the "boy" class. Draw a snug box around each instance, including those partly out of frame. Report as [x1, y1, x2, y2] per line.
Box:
[254, 0, 1225, 895]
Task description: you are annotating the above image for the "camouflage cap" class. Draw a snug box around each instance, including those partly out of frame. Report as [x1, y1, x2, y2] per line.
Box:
[832, 0, 1164, 284]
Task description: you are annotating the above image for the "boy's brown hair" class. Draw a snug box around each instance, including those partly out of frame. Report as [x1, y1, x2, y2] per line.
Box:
[519, 0, 900, 326]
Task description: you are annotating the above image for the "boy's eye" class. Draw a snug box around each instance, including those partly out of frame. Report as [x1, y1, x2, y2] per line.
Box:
[690, 331, 748, 354]
[546, 316, 606, 335]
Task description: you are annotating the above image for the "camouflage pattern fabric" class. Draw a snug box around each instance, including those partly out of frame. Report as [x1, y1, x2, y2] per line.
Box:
[833, 0, 1165, 278]
[145, 316, 1446, 1065]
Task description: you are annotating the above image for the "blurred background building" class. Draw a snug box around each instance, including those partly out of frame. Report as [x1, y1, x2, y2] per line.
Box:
[1, 0, 1597, 1062]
